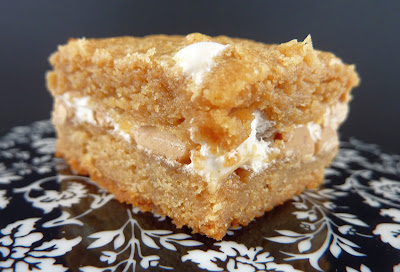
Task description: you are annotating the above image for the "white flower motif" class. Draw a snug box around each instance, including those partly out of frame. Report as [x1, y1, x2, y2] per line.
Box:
[14, 177, 89, 213]
[182, 241, 300, 272]
[0, 218, 81, 271]
[380, 208, 400, 223]
[29, 182, 88, 213]
[373, 223, 400, 249]
[370, 177, 400, 201]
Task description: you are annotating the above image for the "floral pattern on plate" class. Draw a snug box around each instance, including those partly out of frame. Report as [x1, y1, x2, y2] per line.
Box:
[0, 121, 399, 271]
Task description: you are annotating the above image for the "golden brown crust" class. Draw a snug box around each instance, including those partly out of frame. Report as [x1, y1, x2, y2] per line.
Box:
[47, 33, 359, 152]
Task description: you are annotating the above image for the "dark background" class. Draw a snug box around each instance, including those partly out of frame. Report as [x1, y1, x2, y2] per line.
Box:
[1, 1, 399, 153]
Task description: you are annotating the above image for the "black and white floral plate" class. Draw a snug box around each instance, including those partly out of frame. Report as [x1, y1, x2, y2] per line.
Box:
[1, 120, 400, 272]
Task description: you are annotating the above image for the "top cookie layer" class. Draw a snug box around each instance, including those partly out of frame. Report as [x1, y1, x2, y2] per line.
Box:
[47, 33, 359, 152]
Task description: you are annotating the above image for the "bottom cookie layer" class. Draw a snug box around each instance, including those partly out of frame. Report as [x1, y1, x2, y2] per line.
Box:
[54, 122, 336, 240]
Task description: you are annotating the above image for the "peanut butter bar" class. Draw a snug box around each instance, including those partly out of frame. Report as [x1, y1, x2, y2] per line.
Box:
[46, 33, 359, 240]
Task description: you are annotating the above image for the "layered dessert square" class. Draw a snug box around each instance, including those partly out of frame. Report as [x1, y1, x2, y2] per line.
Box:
[46, 33, 359, 240]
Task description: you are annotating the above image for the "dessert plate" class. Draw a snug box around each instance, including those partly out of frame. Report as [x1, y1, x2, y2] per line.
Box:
[0, 120, 399, 271]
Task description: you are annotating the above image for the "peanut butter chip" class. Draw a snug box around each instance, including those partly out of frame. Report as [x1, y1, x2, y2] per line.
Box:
[284, 126, 315, 162]
[132, 126, 189, 162]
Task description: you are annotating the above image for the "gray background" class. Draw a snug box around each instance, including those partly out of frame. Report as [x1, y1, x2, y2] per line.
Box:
[1, 0, 399, 153]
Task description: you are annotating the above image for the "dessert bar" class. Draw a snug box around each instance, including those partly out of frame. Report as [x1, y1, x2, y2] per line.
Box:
[46, 33, 359, 239]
